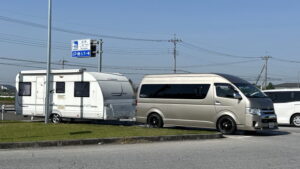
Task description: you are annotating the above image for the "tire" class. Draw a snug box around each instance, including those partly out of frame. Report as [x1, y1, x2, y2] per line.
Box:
[217, 116, 237, 134]
[50, 113, 61, 124]
[147, 113, 163, 128]
[291, 114, 300, 127]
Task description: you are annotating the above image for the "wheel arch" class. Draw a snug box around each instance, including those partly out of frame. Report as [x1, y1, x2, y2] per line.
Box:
[215, 111, 238, 129]
[49, 110, 62, 118]
[146, 108, 165, 121]
[290, 113, 300, 125]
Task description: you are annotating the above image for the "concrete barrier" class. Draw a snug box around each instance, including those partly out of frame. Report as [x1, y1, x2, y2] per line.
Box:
[0, 133, 223, 149]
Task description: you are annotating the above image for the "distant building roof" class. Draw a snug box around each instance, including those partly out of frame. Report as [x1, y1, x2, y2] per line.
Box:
[274, 83, 300, 88]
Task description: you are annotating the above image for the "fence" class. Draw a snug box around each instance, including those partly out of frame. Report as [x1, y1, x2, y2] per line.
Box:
[1, 105, 15, 121]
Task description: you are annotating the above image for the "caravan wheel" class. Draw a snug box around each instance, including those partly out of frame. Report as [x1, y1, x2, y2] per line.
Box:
[50, 114, 61, 124]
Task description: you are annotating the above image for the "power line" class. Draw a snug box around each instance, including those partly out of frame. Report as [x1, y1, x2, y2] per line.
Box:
[0, 15, 168, 42]
[0, 33, 171, 55]
[177, 59, 260, 68]
[0, 62, 45, 69]
[272, 57, 300, 64]
[181, 41, 261, 59]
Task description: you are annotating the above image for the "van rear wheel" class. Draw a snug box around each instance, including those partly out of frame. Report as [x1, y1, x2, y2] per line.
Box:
[217, 116, 236, 134]
[147, 113, 163, 128]
[50, 113, 61, 124]
[291, 114, 300, 127]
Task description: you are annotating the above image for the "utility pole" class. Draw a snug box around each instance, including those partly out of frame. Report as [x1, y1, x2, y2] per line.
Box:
[168, 34, 182, 73]
[45, 0, 52, 124]
[98, 39, 103, 72]
[262, 56, 271, 89]
[255, 63, 265, 86]
[298, 71, 300, 88]
[60, 59, 67, 69]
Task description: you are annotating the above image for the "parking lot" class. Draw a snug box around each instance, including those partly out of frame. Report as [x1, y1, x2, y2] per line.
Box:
[0, 124, 299, 169]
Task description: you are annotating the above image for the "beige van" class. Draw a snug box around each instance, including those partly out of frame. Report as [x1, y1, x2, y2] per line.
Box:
[136, 73, 278, 134]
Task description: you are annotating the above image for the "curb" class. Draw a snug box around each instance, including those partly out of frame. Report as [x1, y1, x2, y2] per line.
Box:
[0, 133, 223, 149]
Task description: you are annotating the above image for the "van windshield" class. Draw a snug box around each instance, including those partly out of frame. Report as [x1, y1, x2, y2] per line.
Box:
[234, 83, 267, 98]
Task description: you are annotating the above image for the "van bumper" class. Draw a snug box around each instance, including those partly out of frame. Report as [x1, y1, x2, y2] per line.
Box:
[136, 116, 147, 124]
[243, 114, 278, 131]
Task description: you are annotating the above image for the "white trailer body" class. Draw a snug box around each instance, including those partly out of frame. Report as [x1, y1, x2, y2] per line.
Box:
[15, 69, 135, 121]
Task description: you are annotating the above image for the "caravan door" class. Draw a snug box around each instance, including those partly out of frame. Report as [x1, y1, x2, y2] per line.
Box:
[35, 76, 45, 116]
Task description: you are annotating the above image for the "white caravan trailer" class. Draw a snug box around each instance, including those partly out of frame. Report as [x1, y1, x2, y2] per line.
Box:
[15, 69, 135, 123]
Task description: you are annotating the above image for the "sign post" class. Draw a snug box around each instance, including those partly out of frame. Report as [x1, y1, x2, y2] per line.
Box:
[72, 39, 103, 72]
[72, 39, 93, 58]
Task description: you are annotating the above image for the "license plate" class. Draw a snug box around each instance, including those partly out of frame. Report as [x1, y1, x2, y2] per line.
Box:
[269, 122, 275, 128]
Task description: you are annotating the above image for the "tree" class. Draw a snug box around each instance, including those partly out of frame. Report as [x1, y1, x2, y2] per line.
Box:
[266, 82, 275, 89]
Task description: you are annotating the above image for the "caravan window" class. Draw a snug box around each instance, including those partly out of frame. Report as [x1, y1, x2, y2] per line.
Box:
[74, 82, 90, 97]
[56, 82, 65, 93]
[19, 82, 31, 96]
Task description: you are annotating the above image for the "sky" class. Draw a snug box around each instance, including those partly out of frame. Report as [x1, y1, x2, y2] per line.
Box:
[0, 0, 300, 86]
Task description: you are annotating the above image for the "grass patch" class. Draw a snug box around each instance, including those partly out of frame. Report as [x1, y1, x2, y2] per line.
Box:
[0, 98, 14, 105]
[0, 121, 215, 143]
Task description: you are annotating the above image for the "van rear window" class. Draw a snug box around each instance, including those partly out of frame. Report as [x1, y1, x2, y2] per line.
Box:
[264, 92, 293, 103]
[140, 84, 210, 99]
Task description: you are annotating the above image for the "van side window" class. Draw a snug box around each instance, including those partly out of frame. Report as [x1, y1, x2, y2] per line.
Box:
[294, 92, 300, 101]
[19, 82, 31, 96]
[56, 82, 65, 93]
[265, 92, 293, 103]
[139, 84, 210, 99]
[74, 82, 90, 97]
[215, 83, 236, 98]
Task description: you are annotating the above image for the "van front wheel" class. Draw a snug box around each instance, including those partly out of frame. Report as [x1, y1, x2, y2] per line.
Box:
[217, 116, 236, 134]
[147, 113, 163, 128]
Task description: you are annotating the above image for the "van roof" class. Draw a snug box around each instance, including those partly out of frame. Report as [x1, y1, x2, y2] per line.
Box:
[144, 73, 249, 84]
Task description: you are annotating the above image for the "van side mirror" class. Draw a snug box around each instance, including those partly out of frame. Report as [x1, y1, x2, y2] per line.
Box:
[233, 93, 242, 100]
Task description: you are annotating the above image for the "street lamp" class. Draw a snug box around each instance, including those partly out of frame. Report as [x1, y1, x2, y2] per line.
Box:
[45, 0, 52, 123]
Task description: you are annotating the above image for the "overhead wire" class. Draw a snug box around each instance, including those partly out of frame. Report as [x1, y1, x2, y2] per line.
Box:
[0, 15, 168, 42]
[181, 41, 261, 59]
[272, 57, 300, 64]
[178, 59, 261, 68]
[0, 32, 170, 55]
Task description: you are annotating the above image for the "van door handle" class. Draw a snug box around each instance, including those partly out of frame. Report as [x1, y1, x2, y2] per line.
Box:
[215, 101, 221, 105]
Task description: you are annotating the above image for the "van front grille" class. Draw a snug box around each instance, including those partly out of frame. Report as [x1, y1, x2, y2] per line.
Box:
[262, 119, 277, 123]
[262, 109, 275, 115]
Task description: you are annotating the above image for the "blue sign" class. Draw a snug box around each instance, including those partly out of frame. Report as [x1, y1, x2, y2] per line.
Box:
[71, 39, 92, 58]
[72, 50, 91, 57]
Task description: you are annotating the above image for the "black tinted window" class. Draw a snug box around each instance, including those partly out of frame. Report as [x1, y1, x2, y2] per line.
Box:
[19, 82, 31, 96]
[74, 82, 90, 97]
[264, 92, 293, 103]
[140, 84, 210, 99]
[56, 82, 65, 93]
[215, 83, 236, 98]
[294, 92, 300, 101]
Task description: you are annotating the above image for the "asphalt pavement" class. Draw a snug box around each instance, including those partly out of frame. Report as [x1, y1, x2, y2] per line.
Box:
[0, 126, 299, 169]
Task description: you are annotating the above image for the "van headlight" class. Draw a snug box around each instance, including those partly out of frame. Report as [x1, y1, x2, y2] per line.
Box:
[246, 108, 262, 116]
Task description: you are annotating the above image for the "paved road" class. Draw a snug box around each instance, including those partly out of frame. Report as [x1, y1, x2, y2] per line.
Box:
[0, 127, 299, 169]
